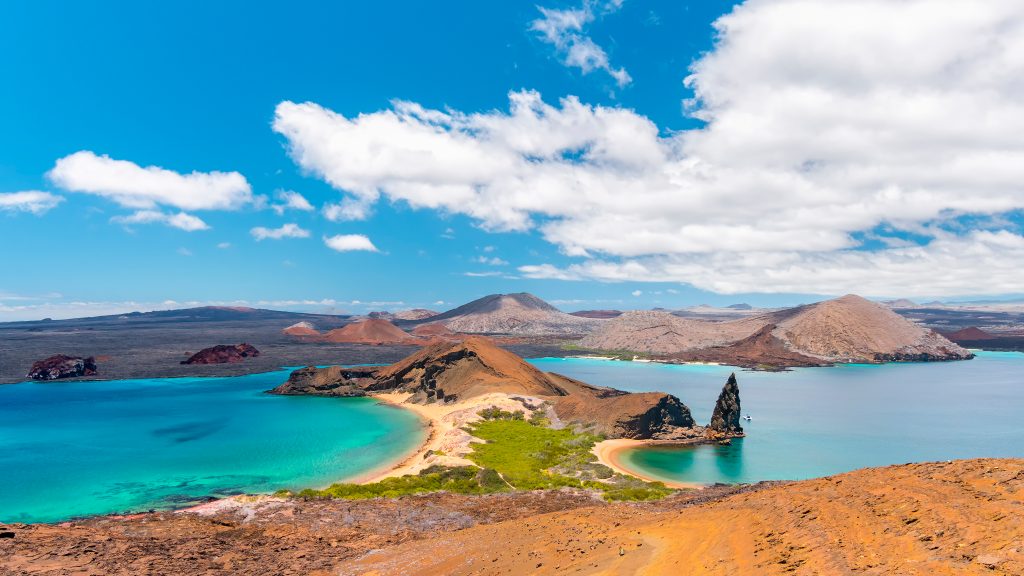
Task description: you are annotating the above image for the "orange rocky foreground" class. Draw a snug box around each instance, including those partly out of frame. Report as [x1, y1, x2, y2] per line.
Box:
[2, 459, 1021, 575]
[345, 459, 1024, 576]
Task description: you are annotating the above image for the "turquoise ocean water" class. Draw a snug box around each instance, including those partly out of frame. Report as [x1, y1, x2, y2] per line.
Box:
[0, 369, 425, 523]
[3, 352, 1022, 522]
[528, 351, 1024, 486]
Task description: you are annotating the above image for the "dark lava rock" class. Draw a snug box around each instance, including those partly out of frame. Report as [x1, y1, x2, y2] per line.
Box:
[269, 365, 374, 396]
[615, 393, 698, 439]
[27, 355, 98, 380]
[181, 343, 260, 365]
[709, 373, 743, 434]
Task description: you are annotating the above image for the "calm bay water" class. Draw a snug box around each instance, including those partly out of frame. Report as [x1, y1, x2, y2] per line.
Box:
[529, 351, 1024, 485]
[4, 352, 1021, 523]
[0, 369, 425, 523]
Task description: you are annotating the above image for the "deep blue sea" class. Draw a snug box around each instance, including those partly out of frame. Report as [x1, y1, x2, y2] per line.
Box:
[0, 369, 425, 523]
[529, 351, 1024, 486]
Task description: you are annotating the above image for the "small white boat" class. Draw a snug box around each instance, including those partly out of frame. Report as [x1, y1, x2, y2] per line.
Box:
[743, 415, 752, 421]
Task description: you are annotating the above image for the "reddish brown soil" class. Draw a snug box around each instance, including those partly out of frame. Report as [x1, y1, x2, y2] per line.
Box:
[345, 459, 1024, 575]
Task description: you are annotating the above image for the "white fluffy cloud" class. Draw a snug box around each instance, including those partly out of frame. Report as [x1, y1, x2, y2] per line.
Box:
[531, 1, 631, 86]
[250, 223, 311, 241]
[270, 189, 314, 215]
[111, 210, 210, 232]
[323, 234, 379, 252]
[274, 0, 1024, 297]
[48, 151, 252, 211]
[0, 191, 63, 214]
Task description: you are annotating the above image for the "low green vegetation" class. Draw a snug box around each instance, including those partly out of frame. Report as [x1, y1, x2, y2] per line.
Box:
[282, 407, 674, 502]
[276, 465, 507, 499]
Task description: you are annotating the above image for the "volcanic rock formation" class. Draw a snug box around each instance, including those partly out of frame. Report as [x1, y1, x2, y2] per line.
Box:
[181, 344, 260, 365]
[271, 336, 707, 440]
[27, 355, 98, 380]
[709, 373, 743, 434]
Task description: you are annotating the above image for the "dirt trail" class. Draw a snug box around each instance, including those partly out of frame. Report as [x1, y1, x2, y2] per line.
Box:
[342, 459, 1024, 575]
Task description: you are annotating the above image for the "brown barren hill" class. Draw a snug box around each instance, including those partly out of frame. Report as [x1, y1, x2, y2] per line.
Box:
[581, 295, 972, 366]
[416, 292, 599, 336]
[320, 319, 421, 345]
[342, 458, 1024, 576]
[271, 336, 705, 439]
[370, 336, 569, 402]
[773, 294, 973, 362]
[580, 310, 764, 354]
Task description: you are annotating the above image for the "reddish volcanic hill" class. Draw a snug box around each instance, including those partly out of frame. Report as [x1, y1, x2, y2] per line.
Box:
[321, 319, 421, 345]
[942, 326, 997, 341]
[273, 336, 701, 439]
[410, 322, 458, 338]
[371, 336, 570, 402]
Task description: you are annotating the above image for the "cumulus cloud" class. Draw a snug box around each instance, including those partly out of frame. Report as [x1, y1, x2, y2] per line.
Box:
[0, 191, 63, 215]
[250, 223, 311, 241]
[111, 210, 210, 232]
[273, 0, 1024, 297]
[323, 197, 372, 221]
[270, 189, 314, 215]
[323, 234, 379, 252]
[531, 1, 631, 86]
[48, 151, 252, 210]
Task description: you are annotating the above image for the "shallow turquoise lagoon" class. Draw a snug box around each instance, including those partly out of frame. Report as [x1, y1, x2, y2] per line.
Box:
[0, 369, 425, 523]
[529, 352, 1024, 486]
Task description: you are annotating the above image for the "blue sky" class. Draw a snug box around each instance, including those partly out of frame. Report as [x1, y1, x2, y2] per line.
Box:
[3, 0, 1024, 320]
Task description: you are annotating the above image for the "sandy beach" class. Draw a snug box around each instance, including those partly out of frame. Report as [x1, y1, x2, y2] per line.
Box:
[593, 438, 703, 489]
[353, 392, 548, 484]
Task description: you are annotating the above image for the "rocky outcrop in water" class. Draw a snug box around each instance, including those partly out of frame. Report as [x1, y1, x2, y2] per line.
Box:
[709, 373, 743, 434]
[27, 355, 98, 380]
[270, 365, 373, 396]
[181, 344, 260, 365]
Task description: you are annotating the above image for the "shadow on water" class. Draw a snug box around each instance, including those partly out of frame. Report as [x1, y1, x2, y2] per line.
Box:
[151, 419, 228, 443]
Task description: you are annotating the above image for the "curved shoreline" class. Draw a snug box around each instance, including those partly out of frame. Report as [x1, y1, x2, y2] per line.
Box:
[593, 439, 703, 489]
[346, 393, 442, 484]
